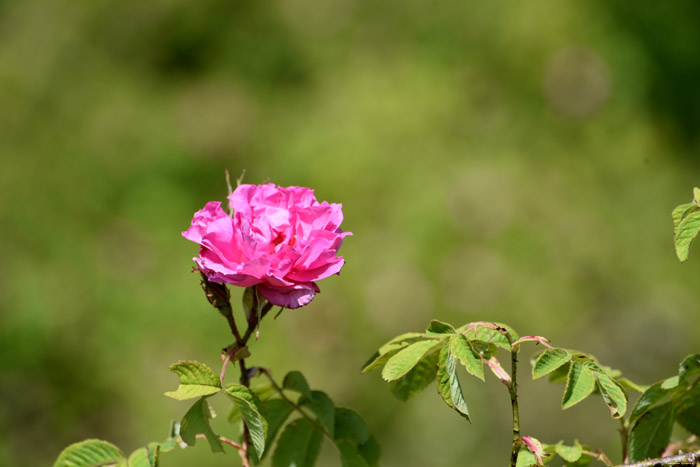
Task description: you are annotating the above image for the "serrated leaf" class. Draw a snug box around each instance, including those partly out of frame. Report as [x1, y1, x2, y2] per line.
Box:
[593, 370, 627, 418]
[334, 408, 370, 446]
[555, 440, 582, 463]
[628, 402, 675, 462]
[53, 439, 125, 467]
[436, 344, 470, 421]
[628, 380, 677, 426]
[164, 361, 221, 400]
[362, 333, 429, 373]
[520, 436, 545, 465]
[672, 202, 696, 235]
[282, 371, 312, 399]
[224, 384, 268, 459]
[357, 435, 381, 467]
[260, 399, 294, 458]
[450, 335, 484, 381]
[562, 362, 596, 409]
[675, 211, 700, 261]
[382, 340, 442, 382]
[532, 348, 571, 380]
[389, 349, 439, 401]
[426, 320, 456, 335]
[461, 322, 517, 350]
[272, 418, 323, 467]
[299, 390, 335, 437]
[180, 397, 223, 453]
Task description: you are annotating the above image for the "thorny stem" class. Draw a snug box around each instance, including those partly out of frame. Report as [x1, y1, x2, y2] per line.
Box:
[613, 449, 700, 467]
[501, 328, 520, 467]
[200, 274, 278, 466]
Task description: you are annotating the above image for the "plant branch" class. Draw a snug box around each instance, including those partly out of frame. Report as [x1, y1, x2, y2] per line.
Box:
[618, 418, 629, 462]
[260, 368, 334, 440]
[500, 328, 520, 467]
[582, 449, 614, 467]
[613, 450, 700, 467]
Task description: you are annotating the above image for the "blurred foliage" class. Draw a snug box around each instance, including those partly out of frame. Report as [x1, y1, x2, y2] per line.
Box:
[1, 0, 700, 465]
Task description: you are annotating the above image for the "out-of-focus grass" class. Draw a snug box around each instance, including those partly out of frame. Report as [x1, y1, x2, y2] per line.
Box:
[1, 0, 700, 465]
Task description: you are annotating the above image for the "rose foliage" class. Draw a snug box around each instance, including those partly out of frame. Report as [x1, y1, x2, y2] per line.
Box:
[183, 183, 351, 309]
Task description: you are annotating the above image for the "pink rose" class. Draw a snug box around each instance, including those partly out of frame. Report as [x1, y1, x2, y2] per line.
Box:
[183, 184, 351, 309]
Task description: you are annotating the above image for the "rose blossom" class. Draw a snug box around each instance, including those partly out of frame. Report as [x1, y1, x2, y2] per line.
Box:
[183, 183, 351, 309]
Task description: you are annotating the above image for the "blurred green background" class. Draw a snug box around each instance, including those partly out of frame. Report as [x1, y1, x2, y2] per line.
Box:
[2, 1, 700, 465]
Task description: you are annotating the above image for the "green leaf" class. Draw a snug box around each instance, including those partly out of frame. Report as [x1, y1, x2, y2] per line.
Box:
[673, 202, 697, 235]
[562, 362, 596, 410]
[426, 320, 456, 335]
[127, 445, 159, 467]
[164, 361, 221, 400]
[593, 370, 627, 418]
[675, 211, 700, 261]
[334, 408, 370, 446]
[677, 402, 700, 437]
[180, 397, 223, 453]
[381, 340, 442, 382]
[436, 344, 470, 421]
[224, 384, 268, 459]
[461, 323, 516, 351]
[555, 440, 582, 463]
[357, 435, 381, 467]
[272, 419, 323, 467]
[299, 390, 335, 437]
[261, 399, 294, 458]
[335, 440, 370, 467]
[617, 377, 649, 393]
[515, 449, 538, 467]
[389, 349, 439, 401]
[53, 439, 125, 467]
[628, 380, 677, 426]
[450, 335, 484, 381]
[532, 348, 571, 380]
[628, 402, 675, 462]
[361, 333, 429, 373]
[282, 371, 312, 400]
[678, 354, 700, 386]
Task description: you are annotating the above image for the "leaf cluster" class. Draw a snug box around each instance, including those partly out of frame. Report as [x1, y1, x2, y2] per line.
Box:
[167, 361, 379, 467]
[625, 354, 700, 462]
